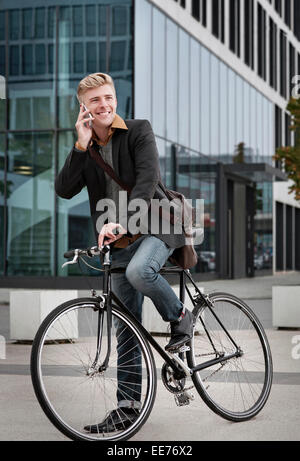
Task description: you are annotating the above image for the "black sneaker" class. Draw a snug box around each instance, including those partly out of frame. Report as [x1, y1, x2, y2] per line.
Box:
[83, 408, 139, 433]
[165, 309, 194, 352]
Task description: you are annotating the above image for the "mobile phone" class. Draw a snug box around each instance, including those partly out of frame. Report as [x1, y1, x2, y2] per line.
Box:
[82, 103, 93, 128]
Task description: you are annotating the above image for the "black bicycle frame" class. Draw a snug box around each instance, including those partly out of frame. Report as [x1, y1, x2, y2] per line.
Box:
[94, 255, 242, 378]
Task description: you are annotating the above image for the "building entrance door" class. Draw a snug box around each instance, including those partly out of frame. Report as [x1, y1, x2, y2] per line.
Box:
[217, 165, 255, 279]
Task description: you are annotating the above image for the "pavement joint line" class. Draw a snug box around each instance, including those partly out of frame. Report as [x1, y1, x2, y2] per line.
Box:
[1, 364, 300, 385]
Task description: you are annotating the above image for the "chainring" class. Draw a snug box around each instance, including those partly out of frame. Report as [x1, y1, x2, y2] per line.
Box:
[161, 362, 186, 394]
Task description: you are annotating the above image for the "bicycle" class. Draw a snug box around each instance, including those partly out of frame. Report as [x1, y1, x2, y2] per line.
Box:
[30, 243, 273, 441]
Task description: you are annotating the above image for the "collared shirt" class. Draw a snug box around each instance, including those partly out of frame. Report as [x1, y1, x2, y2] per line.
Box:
[75, 114, 128, 151]
[81, 114, 139, 248]
[92, 113, 128, 146]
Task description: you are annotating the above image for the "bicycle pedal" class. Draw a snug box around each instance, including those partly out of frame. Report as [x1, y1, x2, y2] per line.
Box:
[169, 345, 190, 354]
[174, 391, 194, 407]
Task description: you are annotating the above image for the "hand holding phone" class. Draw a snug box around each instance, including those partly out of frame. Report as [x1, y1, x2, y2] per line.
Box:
[75, 100, 94, 149]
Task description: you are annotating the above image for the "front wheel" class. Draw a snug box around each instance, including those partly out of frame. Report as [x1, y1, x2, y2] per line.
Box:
[30, 298, 157, 441]
[187, 292, 273, 422]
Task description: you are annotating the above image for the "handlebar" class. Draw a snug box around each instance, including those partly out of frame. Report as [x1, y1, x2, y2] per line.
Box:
[63, 244, 111, 260]
[62, 245, 110, 269]
[64, 247, 102, 259]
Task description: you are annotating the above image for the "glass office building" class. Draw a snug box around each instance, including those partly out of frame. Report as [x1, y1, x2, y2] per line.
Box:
[0, 0, 133, 284]
[0, 0, 299, 287]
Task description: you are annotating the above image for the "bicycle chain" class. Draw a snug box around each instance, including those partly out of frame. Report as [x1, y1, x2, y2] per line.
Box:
[194, 352, 227, 385]
[202, 362, 227, 385]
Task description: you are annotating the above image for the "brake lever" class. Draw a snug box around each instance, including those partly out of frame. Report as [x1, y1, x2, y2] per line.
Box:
[62, 249, 79, 269]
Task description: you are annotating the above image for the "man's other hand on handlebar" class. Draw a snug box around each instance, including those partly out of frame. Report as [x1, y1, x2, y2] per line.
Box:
[98, 223, 127, 247]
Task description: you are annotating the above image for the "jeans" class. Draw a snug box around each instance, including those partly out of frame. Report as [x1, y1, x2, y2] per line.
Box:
[111, 235, 183, 409]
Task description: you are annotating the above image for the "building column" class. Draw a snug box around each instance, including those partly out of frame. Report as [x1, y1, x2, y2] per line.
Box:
[207, 0, 212, 34]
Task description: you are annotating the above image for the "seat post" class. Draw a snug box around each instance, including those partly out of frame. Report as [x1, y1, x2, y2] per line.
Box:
[180, 270, 185, 304]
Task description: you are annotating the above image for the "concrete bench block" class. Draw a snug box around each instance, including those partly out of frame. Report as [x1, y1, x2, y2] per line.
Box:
[272, 286, 300, 328]
[10, 290, 79, 341]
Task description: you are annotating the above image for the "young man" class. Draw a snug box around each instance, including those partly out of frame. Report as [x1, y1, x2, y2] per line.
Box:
[55, 73, 194, 432]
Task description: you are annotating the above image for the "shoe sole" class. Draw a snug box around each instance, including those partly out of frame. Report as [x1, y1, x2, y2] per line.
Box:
[165, 338, 192, 353]
[84, 420, 135, 434]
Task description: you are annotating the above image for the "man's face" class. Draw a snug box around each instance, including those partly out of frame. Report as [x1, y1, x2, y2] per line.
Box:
[82, 84, 117, 129]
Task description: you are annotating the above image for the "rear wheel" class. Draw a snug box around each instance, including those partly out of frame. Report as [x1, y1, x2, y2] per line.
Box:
[31, 298, 157, 441]
[187, 292, 273, 421]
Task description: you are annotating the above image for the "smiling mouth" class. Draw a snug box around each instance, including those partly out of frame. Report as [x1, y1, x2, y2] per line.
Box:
[97, 111, 111, 116]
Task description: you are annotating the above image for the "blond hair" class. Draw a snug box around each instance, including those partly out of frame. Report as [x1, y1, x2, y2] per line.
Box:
[77, 73, 116, 102]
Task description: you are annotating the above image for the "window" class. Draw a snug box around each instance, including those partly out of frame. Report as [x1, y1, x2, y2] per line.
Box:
[86, 42, 97, 73]
[212, 0, 219, 37]
[294, 0, 300, 41]
[166, 18, 178, 142]
[0, 11, 5, 40]
[35, 44, 46, 75]
[9, 45, 19, 76]
[280, 30, 287, 98]
[152, 9, 165, 137]
[284, 0, 291, 27]
[229, 0, 240, 57]
[85, 5, 96, 37]
[6, 133, 55, 276]
[173, 0, 185, 6]
[191, 0, 207, 27]
[112, 6, 127, 36]
[275, 0, 282, 16]
[269, 18, 278, 90]
[48, 44, 54, 74]
[257, 3, 266, 81]
[99, 5, 107, 37]
[73, 6, 83, 37]
[110, 41, 126, 71]
[289, 44, 295, 98]
[0, 46, 5, 76]
[73, 43, 84, 73]
[59, 7, 71, 38]
[9, 10, 19, 40]
[275, 105, 282, 168]
[22, 9, 32, 39]
[285, 112, 291, 146]
[212, 0, 225, 43]
[244, 0, 254, 69]
[22, 45, 33, 75]
[48, 7, 56, 38]
[202, 0, 207, 27]
[35, 8, 45, 39]
[192, 0, 200, 20]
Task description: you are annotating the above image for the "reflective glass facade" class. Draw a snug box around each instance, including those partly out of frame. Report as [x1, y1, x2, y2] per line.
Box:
[135, 0, 275, 275]
[0, 0, 133, 278]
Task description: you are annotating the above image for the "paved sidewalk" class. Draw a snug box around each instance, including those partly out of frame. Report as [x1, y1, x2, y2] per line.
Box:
[0, 272, 299, 441]
[199, 271, 300, 300]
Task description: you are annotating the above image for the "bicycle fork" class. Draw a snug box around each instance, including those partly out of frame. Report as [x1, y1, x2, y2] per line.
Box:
[88, 250, 112, 375]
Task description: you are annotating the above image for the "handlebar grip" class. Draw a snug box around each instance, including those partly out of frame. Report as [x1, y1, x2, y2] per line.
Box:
[64, 250, 75, 259]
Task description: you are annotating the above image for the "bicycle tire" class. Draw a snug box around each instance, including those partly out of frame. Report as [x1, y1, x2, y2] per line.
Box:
[30, 297, 157, 441]
[187, 292, 273, 422]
